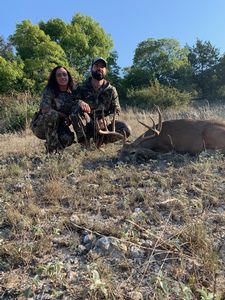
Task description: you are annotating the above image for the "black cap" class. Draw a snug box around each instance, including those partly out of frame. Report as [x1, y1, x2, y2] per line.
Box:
[92, 57, 107, 67]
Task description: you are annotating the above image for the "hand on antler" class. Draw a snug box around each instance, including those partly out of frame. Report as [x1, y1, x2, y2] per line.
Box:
[97, 118, 107, 130]
[79, 100, 91, 113]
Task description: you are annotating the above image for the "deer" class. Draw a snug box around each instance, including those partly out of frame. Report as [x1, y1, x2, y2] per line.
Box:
[119, 106, 225, 161]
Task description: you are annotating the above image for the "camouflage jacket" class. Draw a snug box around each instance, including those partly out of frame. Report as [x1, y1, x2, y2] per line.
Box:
[72, 78, 121, 120]
[40, 87, 75, 116]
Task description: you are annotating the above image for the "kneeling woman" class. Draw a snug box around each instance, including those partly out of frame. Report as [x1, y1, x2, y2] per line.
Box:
[32, 66, 75, 153]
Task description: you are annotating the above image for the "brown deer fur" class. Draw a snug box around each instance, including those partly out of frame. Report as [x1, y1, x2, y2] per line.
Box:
[120, 109, 225, 159]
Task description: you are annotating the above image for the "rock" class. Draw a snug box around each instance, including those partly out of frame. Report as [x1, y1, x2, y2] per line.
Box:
[92, 236, 124, 258]
[82, 233, 97, 251]
[130, 245, 145, 259]
[14, 182, 25, 192]
[128, 291, 144, 300]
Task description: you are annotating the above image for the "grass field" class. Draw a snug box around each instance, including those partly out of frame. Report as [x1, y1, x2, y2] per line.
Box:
[0, 105, 225, 299]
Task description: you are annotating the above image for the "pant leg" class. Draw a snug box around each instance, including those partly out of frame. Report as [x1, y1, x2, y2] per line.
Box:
[44, 110, 64, 152]
[58, 121, 75, 148]
[71, 110, 95, 144]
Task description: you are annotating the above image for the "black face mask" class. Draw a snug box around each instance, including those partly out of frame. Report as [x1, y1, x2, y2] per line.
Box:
[91, 70, 104, 81]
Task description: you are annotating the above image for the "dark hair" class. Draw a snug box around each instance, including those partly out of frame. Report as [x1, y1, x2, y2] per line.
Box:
[46, 66, 74, 96]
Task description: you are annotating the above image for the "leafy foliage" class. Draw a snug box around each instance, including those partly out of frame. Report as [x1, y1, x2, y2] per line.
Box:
[40, 13, 114, 75]
[39, 18, 67, 43]
[0, 35, 14, 60]
[10, 20, 68, 92]
[0, 57, 24, 93]
[1, 15, 225, 105]
[124, 38, 189, 89]
[126, 80, 192, 109]
[187, 39, 221, 99]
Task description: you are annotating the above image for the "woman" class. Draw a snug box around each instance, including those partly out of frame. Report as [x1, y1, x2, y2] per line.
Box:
[32, 66, 76, 153]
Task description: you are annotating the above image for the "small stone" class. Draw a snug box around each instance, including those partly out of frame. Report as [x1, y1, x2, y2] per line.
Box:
[128, 291, 144, 300]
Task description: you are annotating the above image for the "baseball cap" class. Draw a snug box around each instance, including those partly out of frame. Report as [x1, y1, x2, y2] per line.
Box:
[92, 57, 107, 67]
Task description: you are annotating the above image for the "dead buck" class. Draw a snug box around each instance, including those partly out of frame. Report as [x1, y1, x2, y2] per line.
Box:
[119, 106, 225, 160]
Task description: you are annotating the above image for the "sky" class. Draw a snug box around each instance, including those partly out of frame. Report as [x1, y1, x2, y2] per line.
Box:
[1, 0, 225, 69]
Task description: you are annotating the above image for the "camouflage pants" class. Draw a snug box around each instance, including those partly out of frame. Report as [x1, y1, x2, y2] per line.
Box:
[31, 110, 74, 153]
[71, 112, 131, 145]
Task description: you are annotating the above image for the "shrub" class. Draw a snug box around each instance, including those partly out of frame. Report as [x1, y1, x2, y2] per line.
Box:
[0, 57, 24, 93]
[126, 80, 192, 109]
[0, 93, 39, 133]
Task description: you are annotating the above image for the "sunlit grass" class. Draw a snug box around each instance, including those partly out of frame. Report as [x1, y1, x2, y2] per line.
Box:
[0, 105, 225, 299]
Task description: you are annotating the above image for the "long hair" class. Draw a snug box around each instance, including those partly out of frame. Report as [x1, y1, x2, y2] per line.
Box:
[46, 66, 74, 96]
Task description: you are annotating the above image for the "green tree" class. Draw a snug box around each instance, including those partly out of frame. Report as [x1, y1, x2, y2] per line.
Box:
[10, 20, 69, 92]
[209, 54, 225, 101]
[39, 14, 114, 75]
[39, 18, 68, 43]
[122, 66, 151, 90]
[105, 51, 126, 99]
[0, 36, 14, 60]
[187, 39, 221, 99]
[0, 56, 24, 93]
[61, 13, 113, 74]
[128, 38, 189, 87]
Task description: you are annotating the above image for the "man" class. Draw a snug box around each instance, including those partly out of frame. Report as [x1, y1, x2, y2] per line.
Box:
[71, 57, 131, 146]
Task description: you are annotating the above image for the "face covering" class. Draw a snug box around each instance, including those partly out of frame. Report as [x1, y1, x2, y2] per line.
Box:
[91, 70, 104, 81]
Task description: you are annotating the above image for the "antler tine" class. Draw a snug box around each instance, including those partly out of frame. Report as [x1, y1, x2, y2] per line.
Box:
[101, 109, 108, 130]
[97, 109, 126, 141]
[137, 105, 162, 136]
[134, 105, 163, 146]
[98, 128, 125, 139]
[112, 109, 116, 132]
[154, 105, 162, 132]
[77, 114, 89, 146]
[137, 119, 152, 130]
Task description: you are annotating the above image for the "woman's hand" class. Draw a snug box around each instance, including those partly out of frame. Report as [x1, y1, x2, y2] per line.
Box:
[80, 101, 91, 113]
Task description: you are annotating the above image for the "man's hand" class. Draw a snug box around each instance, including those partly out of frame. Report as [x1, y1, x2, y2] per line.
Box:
[80, 101, 91, 113]
[97, 118, 107, 130]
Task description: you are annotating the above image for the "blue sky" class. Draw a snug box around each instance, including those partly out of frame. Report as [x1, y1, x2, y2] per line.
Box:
[1, 0, 225, 69]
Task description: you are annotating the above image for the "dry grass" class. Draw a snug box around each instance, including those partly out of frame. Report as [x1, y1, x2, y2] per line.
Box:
[0, 105, 225, 299]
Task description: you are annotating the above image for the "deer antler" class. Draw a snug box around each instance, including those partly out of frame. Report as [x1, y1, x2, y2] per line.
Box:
[77, 114, 89, 146]
[137, 105, 162, 136]
[96, 109, 126, 142]
[135, 105, 163, 146]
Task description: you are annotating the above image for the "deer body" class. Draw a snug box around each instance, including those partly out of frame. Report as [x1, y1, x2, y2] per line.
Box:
[120, 108, 225, 160]
[133, 119, 225, 154]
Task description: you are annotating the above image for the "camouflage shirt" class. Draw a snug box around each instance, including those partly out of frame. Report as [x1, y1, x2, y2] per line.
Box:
[72, 77, 121, 119]
[40, 87, 75, 116]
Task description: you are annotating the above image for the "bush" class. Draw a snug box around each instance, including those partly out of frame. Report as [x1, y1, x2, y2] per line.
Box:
[125, 80, 192, 109]
[0, 93, 39, 133]
[0, 57, 24, 93]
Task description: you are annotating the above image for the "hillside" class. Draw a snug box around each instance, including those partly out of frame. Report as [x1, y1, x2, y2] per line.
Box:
[0, 106, 224, 299]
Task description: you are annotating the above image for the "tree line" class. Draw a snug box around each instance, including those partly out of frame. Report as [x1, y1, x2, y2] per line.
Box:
[1, 13, 225, 109]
